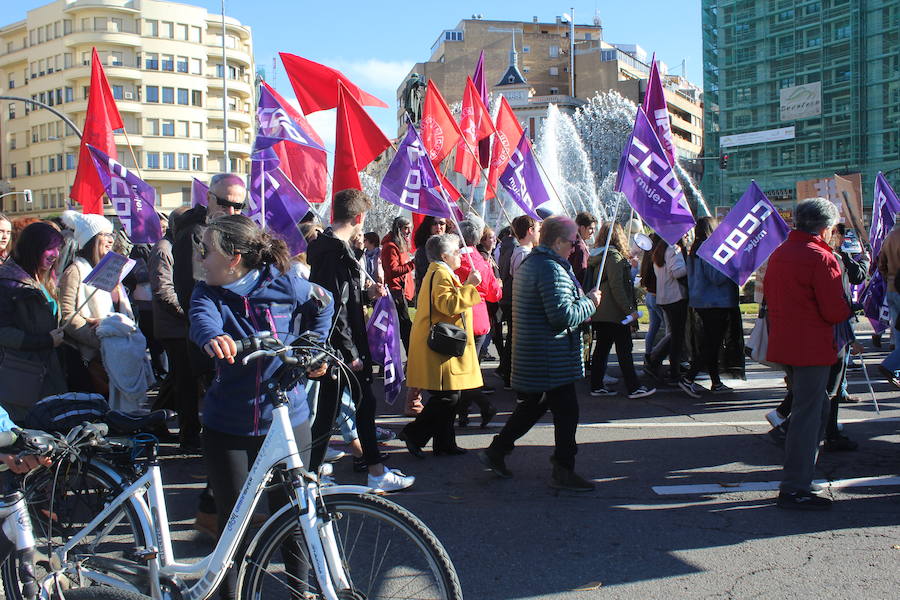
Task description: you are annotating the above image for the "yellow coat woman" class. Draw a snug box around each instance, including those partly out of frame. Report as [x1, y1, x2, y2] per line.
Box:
[401, 234, 484, 457]
[406, 261, 484, 391]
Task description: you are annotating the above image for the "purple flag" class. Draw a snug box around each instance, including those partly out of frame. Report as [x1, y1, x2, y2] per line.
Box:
[473, 50, 491, 169]
[642, 55, 676, 167]
[616, 107, 695, 245]
[86, 145, 162, 244]
[498, 132, 551, 221]
[247, 161, 310, 255]
[192, 178, 208, 207]
[366, 294, 405, 405]
[861, 172, 900, 331]
[254, 85, 325, 153]
[697, 181, 789, 286]
[83, 251, 136, 292]
[381, 117, 459, 220]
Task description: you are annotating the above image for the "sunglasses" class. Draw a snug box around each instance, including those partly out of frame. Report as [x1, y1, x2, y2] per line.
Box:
[211, 193, 245, 211]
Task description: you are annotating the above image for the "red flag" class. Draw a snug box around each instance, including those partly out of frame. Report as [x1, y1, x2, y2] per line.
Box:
[71, 48, 123, 214]
[260, 81, 329, 204]
[332, 82, 391, 200]
[421, 80, 462, 166]
[472, 51, 491, 169]
[437, 170, 462, 202]
[485, 96, 524, 200]
[280, 53, 388, 115]
[453, 77, 495, 184]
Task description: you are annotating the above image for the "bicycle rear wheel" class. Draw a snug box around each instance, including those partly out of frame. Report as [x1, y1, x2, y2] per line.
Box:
[0, 458, 149, 600]
[238, 492, 462, 600]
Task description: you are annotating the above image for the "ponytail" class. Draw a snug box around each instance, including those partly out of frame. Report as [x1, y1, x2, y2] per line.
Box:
[206, 214, 292, 273]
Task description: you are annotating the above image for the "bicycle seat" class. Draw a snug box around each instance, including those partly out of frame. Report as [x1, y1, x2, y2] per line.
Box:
[104, 410, 175, 435]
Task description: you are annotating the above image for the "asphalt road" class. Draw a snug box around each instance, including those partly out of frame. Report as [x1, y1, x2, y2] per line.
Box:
[138, 322, 900, 600]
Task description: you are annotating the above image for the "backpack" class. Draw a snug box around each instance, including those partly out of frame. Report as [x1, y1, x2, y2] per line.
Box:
[24, 393, 109, 434]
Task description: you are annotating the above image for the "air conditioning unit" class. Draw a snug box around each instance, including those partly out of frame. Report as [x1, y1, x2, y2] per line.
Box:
[124, 91, 134, 100]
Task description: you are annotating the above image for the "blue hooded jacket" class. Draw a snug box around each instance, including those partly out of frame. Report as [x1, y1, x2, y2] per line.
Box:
[189, 265, 334, 436]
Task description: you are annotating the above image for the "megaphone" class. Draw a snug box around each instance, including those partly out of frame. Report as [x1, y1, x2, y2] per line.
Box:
[633, 232, 653, 251]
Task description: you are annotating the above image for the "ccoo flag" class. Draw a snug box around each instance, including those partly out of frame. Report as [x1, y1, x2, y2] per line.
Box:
[191, 177, 209, 207]
[86, 145, 162, 244]
[697, 181, 789, 286]
[616, 107, 695, 245]
[642, 55, 676, 167]
[247, 161, 311, 255]
[381, 117, 462, 220]
[498, 132, 551, 221]
[366, 294, 405, 405]
[861, 172, 900, 331]
[254, 84, 326, 154]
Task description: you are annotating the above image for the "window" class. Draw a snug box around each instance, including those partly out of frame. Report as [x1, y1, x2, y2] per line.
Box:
[443, 30, 463, 42]
[162, 87, 174, 104]
[64, 19, 72, 34]
[161, 54, 174, 71]
[7, 104, 14, 119]
[9, 164, 15, 179]
[191, 90, 202, 106]
[191, 154, 203, 171]
[146, 152, 160, 169]
[64, 53, 72, 68]
[190, 122, 202, 138]
[176, 24, 188, 40]
[522, 46, 530, 53]
[176, 56, 188, 73]
[549, 45, 560, 58]
[215, 64, 224, 78]
[66, 153, 75, 169]
[55, 89, 62, 104]
[110, 18, 123, 32]
[834, 23, 851, 40]
[190, 26, 202, 43]
[161, 21, 174, 38]
[177, 88, 189, 105]
[112, 85, 123, 100]
[145, 19, 158, 36]
[48, 156, 56, 172]
[550, 87, 559, 95]
[161, 119, 174, 136]
[177, 153, 189, 169]
[549, 67, 559, 76]
[144, 52, 158, 70]
[93, 17, 107, 32]
[145, 86, 159, 102]
[110, 51, 123, 66]
[9, 134, 15, 149]
[162, 152, 175, 169]
[64, 87, 73, 102]
[190, 58, 202, 74]
[178, 121, 189, 136]
[145, 118, 159, 135]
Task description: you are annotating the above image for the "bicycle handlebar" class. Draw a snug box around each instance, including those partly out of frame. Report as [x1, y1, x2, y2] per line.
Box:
[0, 422, 110, 471]
[233, 331, 331, 371]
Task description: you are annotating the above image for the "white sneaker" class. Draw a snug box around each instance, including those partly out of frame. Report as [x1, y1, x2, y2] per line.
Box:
[368, 468, 415, 492]
[765, 409, 786, 428]
[325, 447, 346, 463]
[319, 462, 333, 477]
[603, 375, 619, 385]
[627, 386, 656, 399]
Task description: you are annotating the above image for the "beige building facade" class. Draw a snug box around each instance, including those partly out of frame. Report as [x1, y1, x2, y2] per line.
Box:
[0, 0, 254, 217]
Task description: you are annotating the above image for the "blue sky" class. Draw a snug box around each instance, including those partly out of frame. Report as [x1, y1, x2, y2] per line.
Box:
[15, 1, 702, 147]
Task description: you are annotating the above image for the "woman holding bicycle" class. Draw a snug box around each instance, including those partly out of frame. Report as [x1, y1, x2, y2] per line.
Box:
[189, 215, 334, 599]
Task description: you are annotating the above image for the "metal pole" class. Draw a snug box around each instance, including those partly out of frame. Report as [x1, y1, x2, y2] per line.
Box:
[593, 192, 624, 290]
[259, 166, 266, 229]
[0, 96, 82, 138]
[221, 0, 230, 170]
[569, 8, 575, 98]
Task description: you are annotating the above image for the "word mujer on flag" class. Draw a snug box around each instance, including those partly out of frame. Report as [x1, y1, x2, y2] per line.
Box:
[366, 294, 405, 405]
[615, 107, 695, 246]
[380, 116, 462, 220]
[497, 132, 551, 221]
[697, 180, 789, 286]
[862, 172, 900, 331]
[86, 145, 162, 245]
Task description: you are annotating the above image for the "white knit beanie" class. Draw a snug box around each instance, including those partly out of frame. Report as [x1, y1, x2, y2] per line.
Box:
[60, 209, 79, 230]
[74, 213, 113, 249]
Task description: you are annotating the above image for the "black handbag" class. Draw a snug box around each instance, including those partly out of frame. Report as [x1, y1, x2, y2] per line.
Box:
[0, 348, 46, 415]
[425, 271, 468, 358]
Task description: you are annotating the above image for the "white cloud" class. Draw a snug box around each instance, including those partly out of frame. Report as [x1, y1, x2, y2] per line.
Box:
[326, 58, 415, 98]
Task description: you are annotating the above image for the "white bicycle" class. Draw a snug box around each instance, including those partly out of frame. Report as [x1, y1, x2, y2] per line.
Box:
[1, 331, 462, 600]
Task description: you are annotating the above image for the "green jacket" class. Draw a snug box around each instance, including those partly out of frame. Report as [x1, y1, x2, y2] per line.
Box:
[511, 246, 596, 393]
[584, 247, 637, 324]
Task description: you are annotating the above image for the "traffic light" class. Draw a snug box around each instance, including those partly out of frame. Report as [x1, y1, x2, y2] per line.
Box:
[719, 154, 729, 170]
[23, 189, 33, 203]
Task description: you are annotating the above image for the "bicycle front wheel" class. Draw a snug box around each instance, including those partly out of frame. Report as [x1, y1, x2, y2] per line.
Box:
[238, 492, 462, 600]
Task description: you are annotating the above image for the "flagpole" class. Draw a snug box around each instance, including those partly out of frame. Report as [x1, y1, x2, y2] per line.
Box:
[121, 129, 143, 178]
[593, 192, 624, 291]
[526, 137, 580, 218]
[453, 136, 516, 226]
[221, 0, 230, 168]
[259, 165, 266, 229]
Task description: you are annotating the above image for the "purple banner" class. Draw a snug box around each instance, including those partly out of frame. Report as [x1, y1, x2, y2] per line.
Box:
[615, 107, 695, 245]
[247, 161, 310, 255]
[698, 181, 789, 286]
[87, 145, 162, 244]
[254, 85, 325, 153]
[381, 117, 458, 220]
[83, 251, 136, 292]
[366, 294, 405, 405]
[861, 172, 900, 331]
[498, 132, 551, 221]
[192, 178, 208, 207]
[641, 56, 676, 167]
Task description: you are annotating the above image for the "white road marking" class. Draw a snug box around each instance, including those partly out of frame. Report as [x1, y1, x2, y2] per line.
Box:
[652, 475, 900, 496]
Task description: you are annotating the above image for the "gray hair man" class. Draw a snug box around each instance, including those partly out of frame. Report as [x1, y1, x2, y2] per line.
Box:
[764, 197, 849, 510]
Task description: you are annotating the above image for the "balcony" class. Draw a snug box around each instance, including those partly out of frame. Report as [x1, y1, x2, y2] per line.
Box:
[63, 1, 139, 14]
[64, 30, 141, 48]
[206, 75, 253, 97]
[207, 139, 251, 156]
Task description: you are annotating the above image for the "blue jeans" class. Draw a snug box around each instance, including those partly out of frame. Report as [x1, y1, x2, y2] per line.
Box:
[881, 291, 900, 372]
[644, 292, 665, 358]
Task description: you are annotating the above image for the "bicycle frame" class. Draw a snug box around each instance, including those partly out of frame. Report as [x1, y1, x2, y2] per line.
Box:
[46, 402, 371, 600]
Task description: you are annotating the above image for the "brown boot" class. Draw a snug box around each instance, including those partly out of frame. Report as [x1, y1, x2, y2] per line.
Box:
[404, 388, 423, 417]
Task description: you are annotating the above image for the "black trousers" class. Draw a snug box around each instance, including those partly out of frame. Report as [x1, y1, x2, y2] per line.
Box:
[401, 390, 460, 452]
[498, 309, 513, 383]
[486, 301, 503, 357]
[659, 299, 689, 381]
[490, 382, 579, 470]
[160, 338, 200, 439]
[203, 423, 311, 600]
[389, 288, 412, 352]
[308, 368, 382, 471]
[686, 307, 730, 384]
[457, 335, 494, 418]
[590, 322, 640, 392]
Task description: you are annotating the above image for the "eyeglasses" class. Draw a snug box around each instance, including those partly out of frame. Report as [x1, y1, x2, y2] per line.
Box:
[211, 193, 245, 211]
